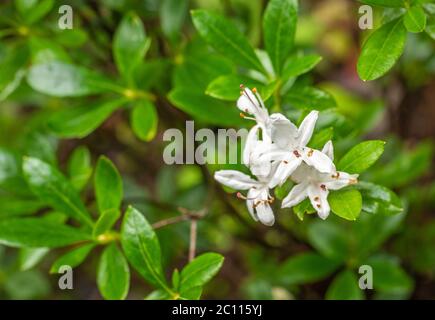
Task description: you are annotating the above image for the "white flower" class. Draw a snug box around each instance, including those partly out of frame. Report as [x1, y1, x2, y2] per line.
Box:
[214, 169, 276, 226]
[281, 141, 359, 219]
[263, 110, 336, 188]
[237, 86, 269, 130]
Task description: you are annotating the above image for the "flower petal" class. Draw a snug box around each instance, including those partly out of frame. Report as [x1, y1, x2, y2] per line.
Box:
[214, 170, 258, 190]
[237, 88, 259, 115]
[297, 111, 318, 147]
[246, 188, 259, 222]
[324, 172, 359, 190]
[268, 155, 302, 188]
[243, 125, 260, 166]
[268, 113, 298, 149]
[282, 182, 309, 208]
[322, 140, 334, 161]
[307, 184, 330, 220]
[256, 203, 275, 226]
[302, 148, 335, 173]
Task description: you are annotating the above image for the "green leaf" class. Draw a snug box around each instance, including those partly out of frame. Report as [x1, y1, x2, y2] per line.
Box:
[145, 289, 171, 300]
[19, 247, 49, 271]
[0, 218, 91, 248]
[337, 140, 385, 174]
[168, 88, 245, 126]
[47, 99, 125, 138]
[357, 18, 407, 81]
[28, 36, 71, 64]
[113, 13, 150, 82]
[22, 157, 93, 227]
[93, 156, 123, 235]
[206, 75, 262, 101]
[308, 127, 334, 150]
[15, 0, 54, 24]
[282, 54, 322, 80]
[161, 0, 189, 42]
[326, 270, 364, 300]
[180, 286, 203, 300]
[131, 100, 158, 142]
[293, 198, 315, 220]
[426, 18, 435, 40]
[97, 244, 130, 300]
[68, 146, 92, 191]
[191, 10, 264, 72]
[329, 188, 362, 221]
[404, 6, 427, 33]
[359, 0, 404, 7]
[355, 181, 403, 215]
[121, 206, 170, 291]
[50, 243, 95, 273]
[95, 156, 123, 215]
[0, 44, 28, 101]
[284, 86, 336, 110]
[279, 252, 340, 285]
[27, 62, 117, 97]
[307, 220, 349, 261]
[180, 253, 224, 293]
[366, 254, 413, 296]
[263, 0, 298, 75]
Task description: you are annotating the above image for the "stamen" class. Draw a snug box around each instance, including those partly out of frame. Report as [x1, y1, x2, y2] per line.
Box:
[236, 192, 256, 201]
[293, 150, 301, 158]
[239, 113, 256, 121]
[317, 204, 321, 208]
[252, 87, 257, 93]
[320, 184, 327, 191]
[283, 160, 289, 164]
[314, 196, 319, 201]
[331, 172, 340, 179]
[239, 84, 244, 89]
[307, 149, 314, 157]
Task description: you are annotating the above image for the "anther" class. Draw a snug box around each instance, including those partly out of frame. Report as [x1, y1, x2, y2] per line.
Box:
[252, 87, 257, 93]
[293, 150, 301, 158]
[320, 184, 327, 191]
[307, 149, 314, 157]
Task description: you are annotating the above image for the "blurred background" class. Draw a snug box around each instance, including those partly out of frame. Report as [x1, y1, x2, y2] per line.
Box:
[0, 0, 434, 299]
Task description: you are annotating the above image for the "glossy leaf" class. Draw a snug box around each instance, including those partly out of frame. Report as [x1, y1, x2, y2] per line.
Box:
[113, 13, 150, 81]
[357, 18, 407, 81]
[284, 86, 336, 110]
[168, 88, 245, 126]
[191, 10, 264, 72]
[0, 218, 91, 248]
[329, 188, 362, 221]
[180, 253, 224, 292]
[263, 0, 298, 75]
[282, 54, 322, 80]
[131, 100, 158, 142]
[97, 244, 130, 300]
[337, 140, 385, 174]
[47, 99, 125, 138]
[68, 146, 92, 191]
[27, 62, 117, 97]
[50, 243, 95, 273]
[22, 157, 93, 227]
[307, 220, 349, 261]
[121, 206, 169, 291]
[404, 6, 427, 33]
[326, 270, 364, 300]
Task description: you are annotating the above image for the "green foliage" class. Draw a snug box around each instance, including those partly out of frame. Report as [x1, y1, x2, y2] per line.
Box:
[357, 19, 407, 81]
[337, 140, 385, 174]
[0, 0, 432, 301]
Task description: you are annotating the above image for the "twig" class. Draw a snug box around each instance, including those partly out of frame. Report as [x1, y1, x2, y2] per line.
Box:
[188, 219, 197, 262]
[152, 215, 190, 229]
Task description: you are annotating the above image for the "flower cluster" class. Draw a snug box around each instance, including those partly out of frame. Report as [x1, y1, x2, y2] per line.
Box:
[214, 86, 358, 226]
